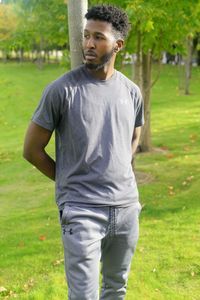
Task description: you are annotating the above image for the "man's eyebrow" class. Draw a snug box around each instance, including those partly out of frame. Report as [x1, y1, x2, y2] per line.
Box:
[84, 29, 106, 36]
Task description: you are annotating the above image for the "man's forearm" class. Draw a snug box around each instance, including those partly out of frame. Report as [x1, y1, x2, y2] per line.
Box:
[131, 126, 142, 161]
[24, 150, 55, 181]
[132, 139, 139, 156]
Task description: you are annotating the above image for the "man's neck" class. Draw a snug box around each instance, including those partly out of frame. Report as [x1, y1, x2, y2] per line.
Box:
[86, 63, 115, 80]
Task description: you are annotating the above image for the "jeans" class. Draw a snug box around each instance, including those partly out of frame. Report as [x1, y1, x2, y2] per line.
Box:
[60, 202, 141, 300]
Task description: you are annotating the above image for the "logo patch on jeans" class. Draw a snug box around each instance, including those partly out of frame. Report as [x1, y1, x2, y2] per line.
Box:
[63, 228, 73, 235]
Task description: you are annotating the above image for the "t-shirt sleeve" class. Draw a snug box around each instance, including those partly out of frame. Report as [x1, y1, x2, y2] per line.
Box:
[134, 86, 144, 128]
[32, 83, 62, 131]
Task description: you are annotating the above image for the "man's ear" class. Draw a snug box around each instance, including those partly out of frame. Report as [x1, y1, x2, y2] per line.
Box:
[114, 39, 124, 52]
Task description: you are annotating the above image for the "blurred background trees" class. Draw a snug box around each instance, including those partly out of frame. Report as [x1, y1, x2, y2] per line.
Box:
[0, 0, 68, 66]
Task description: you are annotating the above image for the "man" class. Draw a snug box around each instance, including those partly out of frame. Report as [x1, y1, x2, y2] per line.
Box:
[23, 5, 144, 300]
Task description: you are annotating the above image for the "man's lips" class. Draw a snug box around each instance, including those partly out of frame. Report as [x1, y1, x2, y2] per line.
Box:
[84, 52, 97, 59]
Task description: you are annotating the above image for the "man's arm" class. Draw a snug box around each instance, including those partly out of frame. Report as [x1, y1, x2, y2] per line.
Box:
[131, 126, 142, 157]
[23, 122, 55, 181]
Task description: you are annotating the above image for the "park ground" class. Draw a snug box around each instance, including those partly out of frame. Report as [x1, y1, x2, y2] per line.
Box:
[0, 63, 200, 299]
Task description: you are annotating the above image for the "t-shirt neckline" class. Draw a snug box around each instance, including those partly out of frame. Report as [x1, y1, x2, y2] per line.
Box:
[82, 65, 117, 84]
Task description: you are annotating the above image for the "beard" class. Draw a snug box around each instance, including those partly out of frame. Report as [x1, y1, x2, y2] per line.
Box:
[83, 48, 115, 70]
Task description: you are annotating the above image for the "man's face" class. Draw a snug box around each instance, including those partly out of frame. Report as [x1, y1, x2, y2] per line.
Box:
[83, 19, 117, 70]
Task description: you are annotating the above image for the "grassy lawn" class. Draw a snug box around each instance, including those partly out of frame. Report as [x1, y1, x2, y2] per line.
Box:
[0, 62, 199, 299]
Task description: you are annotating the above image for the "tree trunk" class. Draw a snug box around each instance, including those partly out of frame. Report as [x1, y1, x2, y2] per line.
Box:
[46, 50, 50, 64]
[56, 50, 59, 63]
[140, 51, 152, 152]
[133, 30, 142, 89]
[178, 56, 184, 92]
[3, 50, 8, 63]
[19, 48, 24, 63]
[67, 0, 88, 69]
[197, 49, 200, 66]
[185, 36, 193, 95]
[31, 50, 35, 62]
[27, 51, 30, 61]
[36, 37, 44, 69]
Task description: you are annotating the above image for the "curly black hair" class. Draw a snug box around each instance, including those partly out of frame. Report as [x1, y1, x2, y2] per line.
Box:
[85, 5, 130, 39]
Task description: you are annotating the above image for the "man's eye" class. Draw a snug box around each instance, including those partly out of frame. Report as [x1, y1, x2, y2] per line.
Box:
[84, 35, 90, 39]
[96, 35, 103, 40]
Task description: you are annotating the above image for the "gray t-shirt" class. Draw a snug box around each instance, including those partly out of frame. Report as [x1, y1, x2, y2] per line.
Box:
[32, 65, 144, 209]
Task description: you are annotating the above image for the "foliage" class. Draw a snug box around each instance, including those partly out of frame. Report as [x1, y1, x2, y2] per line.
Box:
[17, 0, 68, 48]
[0, 4, 17, 49]
[0, 0, 68, 53]
[0, 63, 200, 299]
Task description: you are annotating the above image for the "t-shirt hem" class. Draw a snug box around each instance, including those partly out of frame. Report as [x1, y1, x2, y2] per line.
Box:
[57, 196, 139, 210]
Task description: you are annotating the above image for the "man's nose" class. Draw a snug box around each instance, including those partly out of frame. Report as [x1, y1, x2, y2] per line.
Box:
[86, 37, 95, 49]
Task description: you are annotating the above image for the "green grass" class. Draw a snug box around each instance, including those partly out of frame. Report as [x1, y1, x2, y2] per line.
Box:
[0, 62, 200, 299]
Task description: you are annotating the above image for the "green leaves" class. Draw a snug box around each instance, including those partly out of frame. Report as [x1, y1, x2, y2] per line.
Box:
[0, 0, 68, 53]
[124, 0, 200, 56]
[144, 20, 154, 33]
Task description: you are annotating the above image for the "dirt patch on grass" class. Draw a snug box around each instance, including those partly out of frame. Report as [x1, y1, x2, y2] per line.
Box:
[133, 147, 169, 185]
[135, 171, 154, 185]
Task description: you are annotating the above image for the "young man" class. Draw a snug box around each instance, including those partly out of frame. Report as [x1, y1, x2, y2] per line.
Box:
[23, 5, 144, 300]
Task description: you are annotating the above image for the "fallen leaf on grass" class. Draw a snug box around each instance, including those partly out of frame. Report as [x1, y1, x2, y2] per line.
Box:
[187, 175, 194, 181]
[53, 258, 64, 266]
[166, 153, 175, 159]
[182, 175, 194, 186]
[23, 278, 35, 291]
[9, 292, 17, 298]
[182, 181, 187, 186]
[139, 247, 144, 253]
[39, 235, 46, 241]
[169, 191, 175, 196]
[190, 134, 197, 142]
[152, 268, 157, 273]
[0, 287, 7, 293]
[183, 146, 191, 152]
[0, 288, 17, 298]
[168, 186, 175, 196]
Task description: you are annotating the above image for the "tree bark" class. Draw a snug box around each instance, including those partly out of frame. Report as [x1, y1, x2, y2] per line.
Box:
[36, 37, 44, 69]
[197, 49, 200, 66]
[178, 57, 184, 92]
[67, 0, 88, 69]
[140, 51, 152, 152]
[185, 36, 193, 95]
[19, 48, 24, 63]
[31, 50, 35, 62]
[3, 50, 8, 63]
[47, 50, 50, 64]
[133, 29, 142, 89]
